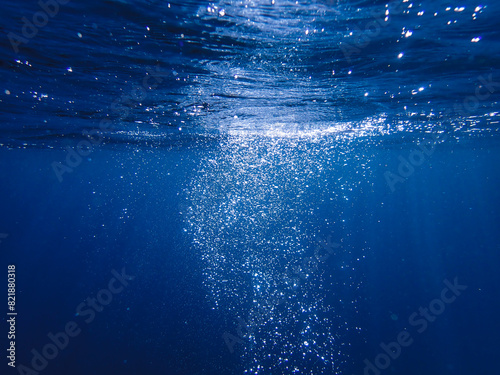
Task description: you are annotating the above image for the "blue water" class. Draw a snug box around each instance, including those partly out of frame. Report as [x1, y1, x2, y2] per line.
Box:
[1, 1, 500, 374]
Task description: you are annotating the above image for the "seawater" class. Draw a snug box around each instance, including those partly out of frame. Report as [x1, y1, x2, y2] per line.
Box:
[1, 1, 499, 374]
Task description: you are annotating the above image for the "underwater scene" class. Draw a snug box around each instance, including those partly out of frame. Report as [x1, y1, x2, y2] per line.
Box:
[1, 0, 500, 374]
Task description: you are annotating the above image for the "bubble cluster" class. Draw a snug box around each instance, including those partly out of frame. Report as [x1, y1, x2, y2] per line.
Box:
[184, 132, 366, 373]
